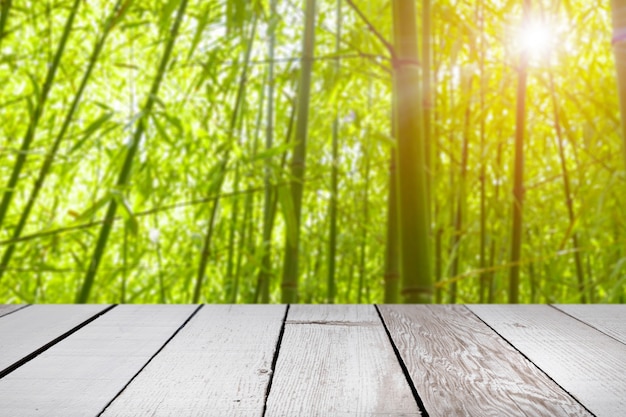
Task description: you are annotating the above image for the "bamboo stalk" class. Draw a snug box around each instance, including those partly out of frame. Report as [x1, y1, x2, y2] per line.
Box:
[549, 72, 586, 303]
[449, 72, 473, 304]
[255, 97, 297, 303]
[153, 215, 166, 303]
[327, 0, 341, 304]
[225, 164, 241, 299]
[392, 0, 432, 303]
[193, 14, 258, 303]
[257, 0, 277, 304]
[232, 198, 251, 303]
[384, 99, 399, 303]
[423, 0, 433, 210]
[0, 0, 82, 230]
[446, 64, 456, 303]
[509, 0, 530, 304]
[281, 0, 316, 303]
[236, 74, 266, 303]
[0, 0, 127, 283]
[358, 134, 370, 304]
[121, 224, 128, 303]
[431, 10, 442, 305]
[76, 0, 188, 303]
[0, 0, 12, 48]
[611, 0, 626, 170]
[488, 140, 504, 303]
[478, 0, 489, 303]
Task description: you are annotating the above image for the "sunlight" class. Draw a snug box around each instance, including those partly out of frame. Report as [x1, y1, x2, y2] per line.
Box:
[519, 20, 555, 58]
[507, 15, 572, 66]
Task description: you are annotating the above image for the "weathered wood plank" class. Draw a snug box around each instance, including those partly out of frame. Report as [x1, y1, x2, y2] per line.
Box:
[0, 304, 196, 417]
[553, 304, 626, 344]
[286, 303, 379, 323]
[265, 305, 420, 417]
[0, 304, 26, 318]
[101, 305, 286, 417]
[0, 304, 110, 375]
[469, 304, 626, 417]
[379, 305, 590, 417]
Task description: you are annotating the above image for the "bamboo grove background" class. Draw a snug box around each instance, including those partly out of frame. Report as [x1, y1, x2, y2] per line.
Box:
[0, 0, 625, 304]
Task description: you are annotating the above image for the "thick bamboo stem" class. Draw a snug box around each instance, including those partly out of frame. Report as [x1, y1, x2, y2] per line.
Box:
[392, 0, 432, 303]
[509, 0, 530, 304]
[281, 0, 316, 303]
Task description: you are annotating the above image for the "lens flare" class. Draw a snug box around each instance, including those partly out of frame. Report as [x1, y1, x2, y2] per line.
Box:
[519, 21, 554, 56]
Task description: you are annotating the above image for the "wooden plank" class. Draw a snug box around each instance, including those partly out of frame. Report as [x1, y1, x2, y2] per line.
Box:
[553, 304, 626, 344]
[0, 304, 26, 318]
[469, 304, 626, 417]
[286, 303, 378, 323]
[0, 304, 110, 374]
[101, 305, 286, 417]
[379, 305, 590, 417]
[0, 304, 196, 417]
[265, 305, 421, 416]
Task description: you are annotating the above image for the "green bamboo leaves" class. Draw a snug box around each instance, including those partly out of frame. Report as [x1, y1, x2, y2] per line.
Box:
[76, 0, 189, 303]
[392, 0, 433, 303]
[0, 0, 623, 304]
[0, 0, 82, 231]
[0, 0, 128, 284]
[192, 12, 258, 304]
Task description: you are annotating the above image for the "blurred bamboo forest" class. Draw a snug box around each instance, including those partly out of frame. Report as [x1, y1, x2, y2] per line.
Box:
[0, 0, 625, 304]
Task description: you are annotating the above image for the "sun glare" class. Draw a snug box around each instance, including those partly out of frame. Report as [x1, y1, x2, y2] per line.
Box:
[519, 21, 554, 57]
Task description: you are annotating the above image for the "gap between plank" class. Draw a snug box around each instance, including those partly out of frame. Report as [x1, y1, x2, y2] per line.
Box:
[286, 320, 376, 326]
[0, 304, 30, 318]
[548, 304, 626, 347]
[464, 305, 597, 417]
[374, 305, 431, 417]
[96, 304, 204, 417]
[261, 304, 290, 417]
[0, 304, 116, 380]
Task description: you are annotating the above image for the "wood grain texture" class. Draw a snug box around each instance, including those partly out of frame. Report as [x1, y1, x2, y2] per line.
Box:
[286, 303, 379, 323]
[0, 304, 26, 318]
[265, 305, 420, 417]
[378, 305, 590, 417]
[0, 304, 196, 417]
[101, 304, 286, 417]
[0, 304, 109, 373]
[469, 304, 626, 417]
[553, 304, 626, 344]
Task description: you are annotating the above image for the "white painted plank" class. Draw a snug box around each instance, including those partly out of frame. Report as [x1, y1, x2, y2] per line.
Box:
[286, 304, 379, 323]
[101, 304, 286, 417]
[0, 304, 196, 417]
[554, 304, 626, 344]
[0, 304, 109, 374]
[379, 305, 590, 417]
[469, 304, 626, 417]
[265, 305, 420, 417]
[0, 304, 26, 318]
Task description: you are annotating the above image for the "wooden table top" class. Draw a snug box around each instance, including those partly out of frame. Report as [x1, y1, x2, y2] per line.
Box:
[0, 304, 624, 416]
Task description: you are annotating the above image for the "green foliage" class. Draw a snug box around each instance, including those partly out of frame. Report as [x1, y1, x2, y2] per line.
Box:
[0, 0, 624, 304]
